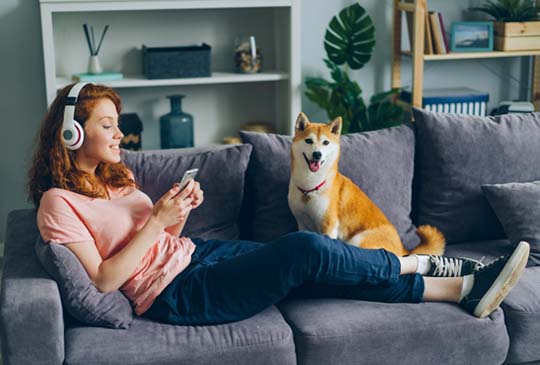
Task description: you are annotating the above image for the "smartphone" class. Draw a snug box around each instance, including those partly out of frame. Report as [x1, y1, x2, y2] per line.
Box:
[178, 168, 199, 192]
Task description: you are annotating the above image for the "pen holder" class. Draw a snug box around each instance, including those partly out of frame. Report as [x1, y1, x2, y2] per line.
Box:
[88, 55, 103, 74]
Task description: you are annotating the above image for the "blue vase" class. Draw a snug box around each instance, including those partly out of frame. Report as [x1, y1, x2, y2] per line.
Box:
[160, 95, 194, 149]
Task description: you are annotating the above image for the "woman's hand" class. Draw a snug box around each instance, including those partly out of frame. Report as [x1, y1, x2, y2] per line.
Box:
[151, 180, 195, 228]
[188, 181, 204, 209]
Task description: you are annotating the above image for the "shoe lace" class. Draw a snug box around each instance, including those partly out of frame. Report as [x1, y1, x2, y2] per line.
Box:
[474, 256, 486, 271]
[430, 255, 463, 277]
[475, 255, 506, 273]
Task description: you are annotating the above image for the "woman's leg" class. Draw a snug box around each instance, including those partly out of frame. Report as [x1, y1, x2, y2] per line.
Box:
[423, 276, 462, 302]
[146, 231, 413, 325]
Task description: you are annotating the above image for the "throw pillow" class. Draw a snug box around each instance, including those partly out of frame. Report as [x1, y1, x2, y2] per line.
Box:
[122, 144, 252, 240]
[413, 108, 540, 244]
[482, 180, 540, 266]
[240, 124, 420, 250]
[34, 236, 133, 328]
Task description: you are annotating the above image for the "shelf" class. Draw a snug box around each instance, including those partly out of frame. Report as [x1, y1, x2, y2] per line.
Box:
[401, 50, 540, 61]
[55, 71, 290, 89]
[40, 0, 293, 11]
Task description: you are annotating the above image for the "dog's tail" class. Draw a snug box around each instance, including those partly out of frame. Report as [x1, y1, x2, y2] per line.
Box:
[409, 225, 446, 255]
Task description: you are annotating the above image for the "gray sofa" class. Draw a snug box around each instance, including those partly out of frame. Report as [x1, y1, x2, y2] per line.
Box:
[2, 108, 540, 364]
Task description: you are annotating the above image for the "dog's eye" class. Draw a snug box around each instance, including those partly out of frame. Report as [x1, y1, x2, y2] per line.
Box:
[305, 138, 313, 144]
[323, 140, 330, 146]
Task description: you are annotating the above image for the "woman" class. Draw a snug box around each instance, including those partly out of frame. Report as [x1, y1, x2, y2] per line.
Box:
[28, 83, 529, 325]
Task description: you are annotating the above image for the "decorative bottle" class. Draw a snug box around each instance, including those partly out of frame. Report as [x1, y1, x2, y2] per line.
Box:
[160, 95, 194, 149]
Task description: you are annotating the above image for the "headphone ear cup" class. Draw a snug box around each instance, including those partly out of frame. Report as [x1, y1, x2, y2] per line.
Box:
[62, 120, 85, 150]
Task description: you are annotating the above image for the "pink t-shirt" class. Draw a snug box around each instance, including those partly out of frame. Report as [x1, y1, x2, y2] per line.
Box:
[37, 184, 195, 315]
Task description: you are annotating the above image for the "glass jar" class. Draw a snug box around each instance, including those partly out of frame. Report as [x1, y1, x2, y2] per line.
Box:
[234, 35, 262, 73]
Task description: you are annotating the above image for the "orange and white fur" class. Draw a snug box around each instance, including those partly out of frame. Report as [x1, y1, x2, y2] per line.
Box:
[288, 113, 445, 256]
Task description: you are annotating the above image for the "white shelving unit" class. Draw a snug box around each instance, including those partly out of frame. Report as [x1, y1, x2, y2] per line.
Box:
[39, 0, 301, 149]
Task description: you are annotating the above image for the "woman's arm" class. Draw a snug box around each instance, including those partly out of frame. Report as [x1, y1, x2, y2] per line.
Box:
[66, 183, 194, 293]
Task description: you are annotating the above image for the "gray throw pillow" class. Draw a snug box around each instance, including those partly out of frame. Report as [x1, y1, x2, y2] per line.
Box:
[240, 124, 420, 250]
[482, 181, 540, 266]
[122, 144, 252, 240]
[34, 236, 133, 328]
[413, 108, 540, 244]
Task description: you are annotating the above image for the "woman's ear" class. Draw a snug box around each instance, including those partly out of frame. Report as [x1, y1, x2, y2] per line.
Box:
[328, 117, 342, 135]
[295, 112, 310, 132]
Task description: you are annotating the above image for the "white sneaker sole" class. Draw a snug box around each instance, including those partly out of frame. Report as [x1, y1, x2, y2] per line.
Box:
[473, 241, 530, 318]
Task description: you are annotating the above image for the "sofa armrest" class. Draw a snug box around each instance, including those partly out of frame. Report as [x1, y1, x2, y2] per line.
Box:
[0, 209, 64, 364]
[1, 277, 64, 364]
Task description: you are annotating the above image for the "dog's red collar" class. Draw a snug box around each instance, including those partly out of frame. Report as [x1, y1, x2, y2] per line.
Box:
[297, 180, 326, 196]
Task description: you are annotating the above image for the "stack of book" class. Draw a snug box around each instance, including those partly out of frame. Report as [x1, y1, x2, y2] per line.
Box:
[406, 9, 449, 54]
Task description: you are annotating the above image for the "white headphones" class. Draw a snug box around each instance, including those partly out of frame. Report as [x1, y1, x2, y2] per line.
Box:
[62, 82, 92, 150]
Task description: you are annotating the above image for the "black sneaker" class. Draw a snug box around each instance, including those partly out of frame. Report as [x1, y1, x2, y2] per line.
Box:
[459, 241, 530, 318]
[423, 255, 485, 277]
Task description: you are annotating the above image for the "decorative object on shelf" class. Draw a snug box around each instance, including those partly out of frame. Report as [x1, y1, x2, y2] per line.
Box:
[222, 121, 273, 144]
[234, 36, 262, 73]
[82, 23, 109, 74]
[401, 87, 490, 116]
[470, 0, 540, 51]
[451, 22, 494, 52]
[304, 2, 404, 133]
[143, 44, 211, 79]
[119, 113, 143, 151]
[160, 95, 194, 149]
[492, 100, 536, 115]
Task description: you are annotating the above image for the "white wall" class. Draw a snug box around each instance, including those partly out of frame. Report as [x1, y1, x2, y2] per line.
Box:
[0, 0, 528, 242]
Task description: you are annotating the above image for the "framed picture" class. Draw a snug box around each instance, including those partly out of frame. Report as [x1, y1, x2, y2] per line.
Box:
[451, 21, 493, 52]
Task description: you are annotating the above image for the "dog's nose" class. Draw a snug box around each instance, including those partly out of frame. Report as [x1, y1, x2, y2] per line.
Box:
[312, 151, 322, 161]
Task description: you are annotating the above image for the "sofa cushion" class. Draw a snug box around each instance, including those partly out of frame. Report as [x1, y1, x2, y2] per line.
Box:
[34, 236, 133, 329]
[122, 144, 252, 240]
[64, 306, 295, 365]
[278, 298, 508, 365]
[482, 180, 540, 266]
[413, 108, 540, 244]
[240, 124, 420, 249]
[446, 239, 540, 364]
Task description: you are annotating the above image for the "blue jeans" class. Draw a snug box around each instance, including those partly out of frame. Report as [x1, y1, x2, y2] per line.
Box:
[143, 231, 425, 325]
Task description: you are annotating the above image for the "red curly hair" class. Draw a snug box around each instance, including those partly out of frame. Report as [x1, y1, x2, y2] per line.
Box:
[28, 83, 135, 207]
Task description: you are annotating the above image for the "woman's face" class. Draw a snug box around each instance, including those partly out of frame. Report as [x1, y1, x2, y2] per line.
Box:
[75, 98, 123, 173]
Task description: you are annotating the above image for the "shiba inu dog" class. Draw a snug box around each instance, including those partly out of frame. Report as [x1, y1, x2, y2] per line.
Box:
[288, 112, 445, 256]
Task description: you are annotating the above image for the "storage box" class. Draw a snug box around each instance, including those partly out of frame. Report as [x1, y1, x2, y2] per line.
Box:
[494, 21, 540, 51]
[401, 87, 490, 116]
[142, 43, 211, 79]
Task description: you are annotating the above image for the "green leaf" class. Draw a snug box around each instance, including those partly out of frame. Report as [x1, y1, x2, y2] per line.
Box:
[324, 2, 376, 69]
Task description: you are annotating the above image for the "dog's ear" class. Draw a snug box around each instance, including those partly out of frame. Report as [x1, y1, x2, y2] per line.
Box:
[328, 117, 342, 135]
[295, 112, 310, 132]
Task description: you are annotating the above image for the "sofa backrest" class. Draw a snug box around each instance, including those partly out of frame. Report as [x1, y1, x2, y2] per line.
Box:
[122, 144, 252, 241]
[240, 124, 421, 249]
[412, 108, 540, 244]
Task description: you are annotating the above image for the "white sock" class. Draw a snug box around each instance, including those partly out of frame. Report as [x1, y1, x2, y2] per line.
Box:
[460, 274, 475, 301]
[415, 255, 431, 275]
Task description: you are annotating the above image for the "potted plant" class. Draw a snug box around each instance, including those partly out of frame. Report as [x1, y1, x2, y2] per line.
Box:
[304, 3, 404, 134]
[470, 0, 540, 51]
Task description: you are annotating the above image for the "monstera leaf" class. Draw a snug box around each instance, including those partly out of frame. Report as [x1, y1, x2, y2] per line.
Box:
[305, 2, 404, 133]
[324, 3, 375, 70]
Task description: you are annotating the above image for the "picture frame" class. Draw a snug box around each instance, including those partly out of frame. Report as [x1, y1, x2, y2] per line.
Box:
[451, 21, 494, 52]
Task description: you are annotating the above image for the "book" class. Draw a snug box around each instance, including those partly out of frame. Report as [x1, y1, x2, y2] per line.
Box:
[429, 12, 446, 54]
[72, 71, 124, 82]
[437, 12, 450, 53]
[424, 13, 434, 54]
